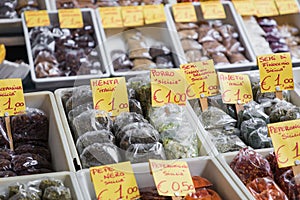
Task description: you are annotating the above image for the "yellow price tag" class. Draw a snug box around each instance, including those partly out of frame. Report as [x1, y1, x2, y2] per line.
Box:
[90, 162, 140, 200]
[122, 6, 144, 27]
[0, 44, 6, 64]
[172, 3, 197, 23]
[268, 119, 300, 168]
[24, 10, 50, 28]
[151, 69, 187, 107]
[257, 53, 294, 93]
[218, 72, 253, 104]
[201, 1, 226, 19]
[254, 0, 279, 17]
[143, 4, 166, 24]
[99, 7, 123, 28]
[275, 0, 299, 15]
[58, 9, 83, 29]
[232, 0, 257, 16]
[0, 79, 26, 117]
[149, 159, 195, 196]
[90, 77, 129, 117]
[180, 60, 218, 100]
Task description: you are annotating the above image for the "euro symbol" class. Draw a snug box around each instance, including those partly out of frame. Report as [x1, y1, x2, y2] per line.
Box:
[153, 89, 163, 103]
[276, 145, 288, 164]
[157, 180, 168, 194]
[261, 75, 271, 91]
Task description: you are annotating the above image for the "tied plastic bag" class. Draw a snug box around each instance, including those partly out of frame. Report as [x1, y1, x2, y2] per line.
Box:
[200, 107, 236, 130]
[247, 177, 288, 200]
[277, 169, 300, 200]
[230, 148, 273, 185]
[266, 152, 290, 183]
[113, 112, 148, 134]
[65, 85, 93, 113]
[211, 134, 246, 153]
[0, 0, 18, 19]
[43, 186, 72, 200]
[125, 142, 166, 163]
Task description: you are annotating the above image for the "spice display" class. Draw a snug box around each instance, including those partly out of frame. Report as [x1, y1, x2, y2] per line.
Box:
[176, 20, 249, 66]
[0, 108, 53, 177]
[0, 178, 72, 200]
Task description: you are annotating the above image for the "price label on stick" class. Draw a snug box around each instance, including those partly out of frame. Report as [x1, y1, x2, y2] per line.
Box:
[90, 77, 129, 117]
[201, 1, 226, 19]
[151, 69, 187, 107]
[257, 53, 294, 94]
[143, 4, 166, 24]
[218, 72, 253, 104]
[0, 44, 5, 64]
[268, 119, 300, 168]
[172, 3, 197, 22]
[275, 0, 299, 15]
[232, 0, 256, 16]
[122, 6, 144, 27]
[99, 7, 123, 28]
[24, 10, 50, 27]
[58, 9, 83, 29]
[149, 159, 195, 196]
[255, 0, 279, 17]
[0, 79, 26, 117]
[90, 162, 140, 200]
[180, 60, 219, 100]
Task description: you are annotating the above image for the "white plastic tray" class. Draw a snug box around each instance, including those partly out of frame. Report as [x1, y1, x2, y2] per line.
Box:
[21, 8, 110, 89]
[95, 9, 185, 77]
[23, 91, 75, 173]
[165, 2, 257, 72]
[0, 171, 83, 199]
[54, 86, 213, 170]
[76, 157, 247, 200]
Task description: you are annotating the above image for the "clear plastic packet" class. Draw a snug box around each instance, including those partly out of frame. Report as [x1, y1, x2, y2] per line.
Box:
[30, 28, 54, 49]
[43, 186, 71, 200]
[207, 95, 236, 119]
[132, 58, 156, 70]
[212, 134, 246, 153]
[0, 192, 7, 200]
[175, 22, 199, 31]
[230, 148, 273, 185]
[211, 52, 230, 65]
[65, 86, 92, 113]
[0, 148, 13, 160]
[111, 50, 133, 71]
[56, 0, 78, 9]
[223, 37, 244, 52]
[11, 108, 48, 143]
[202, 40, 227, 54]
[149, 45, 171, 58]
[139, 187, 169, 200]
[113, 112, 147, 134]
[76, 130, 115, 154]
[0, 170, 17, 178]
[155, 55, 174, 69]
[208, 125, 240, 137]
[265, 152, 290, 183]
[15, 145, 51, 161]
[0, 158, 12, 171]
[0, 0, 18, 19]
[178, 29, 198, 40]
[67, 102, 93, 124]
[35, 61, 62, 78]
[80, 143, 121, 168]
[247, 177, 288, 200]
[0, 118, 9, 147]
[198, 28, 222, 43]
[117, 122, 160, 150]
[185, 50, 208, 63]
[72, 110, 113, 139]
[277, 169, 300, 200]
[199, 106, 237, 130]
[181, 39, 203, 51]
[128, 46, 151, 60]
[125, 142, 166, 163]
[227, 52, 249, 64]
[123, 29, 144, 41]
[39, 178, 64, 192]
[8, 183, 25, 197]
[238, 101, 269, 126]
[34, 51, 58, 66]
[269, 106, 300, 123]
[216, 24, 239, 39]
[8, 191, 40, 200]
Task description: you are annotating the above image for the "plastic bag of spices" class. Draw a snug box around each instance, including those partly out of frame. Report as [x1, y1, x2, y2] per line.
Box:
[0, 0, 18, 19]
[277, 169, 300, 200]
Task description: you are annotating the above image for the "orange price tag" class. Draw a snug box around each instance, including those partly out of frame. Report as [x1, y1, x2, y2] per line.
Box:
[172, 3, 197, 23]
[58, 9, 83, 29]
[24, 10, 50, 28]
[232, 0, 256, 16]
[151, 69, 187, 107]
[254, 0, 279, 17]
[218, 72, 253, 104]
[99, 7, 123, 28]
[180, 60, 218, 100]
[149, 159, 195, 196]
[90, 162, 140, 200]
[90, 77, 129, 117]
[268, 119, 300, 168]
[257, 53, 294, 93]
[0, 44, 5, 64]
[0, 79, 26, 117]
[143, 4, 166, 24]
[275, 0, 299, 15]
[121, 6, 144, 27]
[201, 1, 226, 19]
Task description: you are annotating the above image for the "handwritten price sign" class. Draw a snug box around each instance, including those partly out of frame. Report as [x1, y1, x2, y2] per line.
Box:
[218, 72, 253, 104]
[268, 120, 300, 168]
[24, 10, 50, 27]
[232, 0, 256, 16]
[275, 0, 299, 15]
[90, 162, 140, 200]
[180, 60, 218, 100]
[99, 7, 123, 28]
[201, 1, 226, 19]
[255, 0, 279, 17]
[151, 69, 187, 107]
[149, 159, 195, 196]
[0, 79, 26, 117]
[122, 6, 144, 27]
[90, 77, 129, 117]
[143, 4, 166, 24]
[257, 53, 294, 93]
[0, 44, 5, 64]
[172, 3, 197, 22]
[58, 9, 83, 29]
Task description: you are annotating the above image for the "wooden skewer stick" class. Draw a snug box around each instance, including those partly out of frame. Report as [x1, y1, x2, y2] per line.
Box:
[292, 160, 300, 186]
[235, 100, 244, 114]
[199, 94, 208, 112]
[275, 86, 283, 100]
[4, 112, 13, 151]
